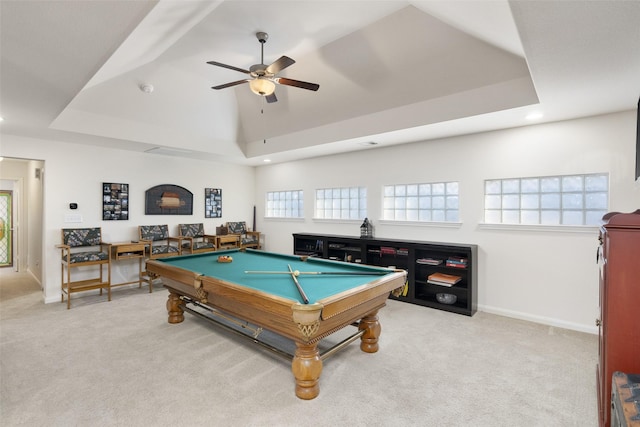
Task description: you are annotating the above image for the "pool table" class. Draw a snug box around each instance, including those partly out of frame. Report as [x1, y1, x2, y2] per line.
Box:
[146, 249, 406, 400]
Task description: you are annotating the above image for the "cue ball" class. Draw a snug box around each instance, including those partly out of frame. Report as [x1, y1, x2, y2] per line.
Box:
[294, 270, 300, 276]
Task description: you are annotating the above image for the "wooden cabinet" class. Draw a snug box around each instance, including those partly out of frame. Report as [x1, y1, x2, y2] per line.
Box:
[411, 244, 477, 316]
[293, 233, 477, 316]
[596, 210, 640, 427]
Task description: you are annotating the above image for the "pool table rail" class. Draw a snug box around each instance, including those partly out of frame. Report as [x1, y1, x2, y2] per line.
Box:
[146, 259, 204, 289]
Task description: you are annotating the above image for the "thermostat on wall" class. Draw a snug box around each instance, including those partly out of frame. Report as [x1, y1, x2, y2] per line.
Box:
[69, 203, 78, 209]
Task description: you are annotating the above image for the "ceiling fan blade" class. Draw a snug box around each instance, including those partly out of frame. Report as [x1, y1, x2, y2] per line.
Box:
[275, 77, 319, 91]
[207, 61, 251, 75]
[266, 56, 295, 74]
[211, 79, 250, 90]
[265, 92, 278, 103]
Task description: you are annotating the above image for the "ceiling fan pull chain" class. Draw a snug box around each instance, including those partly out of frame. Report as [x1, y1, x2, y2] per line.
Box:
[262, 97, 267, 143]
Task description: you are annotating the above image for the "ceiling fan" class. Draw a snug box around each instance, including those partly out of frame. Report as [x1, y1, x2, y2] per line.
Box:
[207, 32, 319, 103]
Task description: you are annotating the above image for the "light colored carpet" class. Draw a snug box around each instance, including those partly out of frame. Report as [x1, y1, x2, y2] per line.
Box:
[0, 270, 598, 426]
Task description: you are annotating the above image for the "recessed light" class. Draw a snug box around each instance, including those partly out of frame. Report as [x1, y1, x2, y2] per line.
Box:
[526, 112, 543, 121]
[263, 159, 271, 163]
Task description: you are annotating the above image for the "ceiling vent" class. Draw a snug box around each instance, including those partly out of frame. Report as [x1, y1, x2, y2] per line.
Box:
[145, 147, 193, 156]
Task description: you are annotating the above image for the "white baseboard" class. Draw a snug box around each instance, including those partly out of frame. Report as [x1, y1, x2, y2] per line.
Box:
[24, 268, 53, 303]
[26, 269, 42, 286]
[478, 304, 598, 335]
[44, 295, 60, 304]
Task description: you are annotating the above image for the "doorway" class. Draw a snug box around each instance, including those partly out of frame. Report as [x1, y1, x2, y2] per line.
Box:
[0, 157, 45, 282]
[0, 190, 13, 267]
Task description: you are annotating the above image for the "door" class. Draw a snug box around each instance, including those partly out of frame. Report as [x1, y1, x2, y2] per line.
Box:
[0, 190, 13, 267]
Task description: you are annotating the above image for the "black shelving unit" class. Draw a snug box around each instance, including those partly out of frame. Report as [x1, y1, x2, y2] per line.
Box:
[293, 233, 477, 316]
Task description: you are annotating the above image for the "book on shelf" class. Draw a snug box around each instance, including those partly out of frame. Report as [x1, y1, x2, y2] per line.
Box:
[417, 258, 443, 265]
[446, 262, 467, 269]
[427, 280, 455, 287]
[427, 272, 462, 286]
[446, 257, 468, 269]
[380, 246, 397, 256]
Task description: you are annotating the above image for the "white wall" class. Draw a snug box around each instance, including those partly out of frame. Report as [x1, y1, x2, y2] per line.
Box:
[1, 111, 638, 333]
[255, 111, 640, 333]
[0, 135, 256, 303]
[26, 160, 45, 283]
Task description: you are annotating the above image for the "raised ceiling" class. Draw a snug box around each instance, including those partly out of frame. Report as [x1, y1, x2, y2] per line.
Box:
[1, 1, 639, 165]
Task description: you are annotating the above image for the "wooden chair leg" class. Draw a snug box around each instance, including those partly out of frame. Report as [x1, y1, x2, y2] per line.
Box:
[66, 265, 71, 309]
[61, 264, 64, 303]
[107, 263, 111, 301]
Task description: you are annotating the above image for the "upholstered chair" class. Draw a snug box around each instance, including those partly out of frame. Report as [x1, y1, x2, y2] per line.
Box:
[138, 225, 182, 292]
[57, 227, 111, 309]
[178, 223, 216, 254]
[226, 221, 260, 249]
[138, 225, 181, 259]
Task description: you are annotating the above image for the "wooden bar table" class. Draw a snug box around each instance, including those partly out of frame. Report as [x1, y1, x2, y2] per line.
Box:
[110, 241, 147, 291]
[215, 234, 240, 250]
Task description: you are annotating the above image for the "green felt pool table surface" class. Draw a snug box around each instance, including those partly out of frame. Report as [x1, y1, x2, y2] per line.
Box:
[154, 249, 394, 304]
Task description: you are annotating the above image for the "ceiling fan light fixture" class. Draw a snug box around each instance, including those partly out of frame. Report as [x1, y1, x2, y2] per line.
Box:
[249, 77, 275, 96]
[208, 31, 318, 102]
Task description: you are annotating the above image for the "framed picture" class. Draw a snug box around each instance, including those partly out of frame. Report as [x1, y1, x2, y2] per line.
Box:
[205, 188, 222, 218]
[145, 184, 193, 215]
[103, 182, 129, 220]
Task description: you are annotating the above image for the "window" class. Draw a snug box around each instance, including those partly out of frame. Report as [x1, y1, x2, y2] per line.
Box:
[484, 173, 608, 226]
[383, 182, 459, 222]
[315, 187, 366, 219]
[265, 190, 303, 218]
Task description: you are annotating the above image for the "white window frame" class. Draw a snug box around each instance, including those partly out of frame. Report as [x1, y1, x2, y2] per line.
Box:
[483, 173, 608, 227]
[314, 187, 366, 220]
[382, 182, 460, 223]
[265, 190, 304, 218]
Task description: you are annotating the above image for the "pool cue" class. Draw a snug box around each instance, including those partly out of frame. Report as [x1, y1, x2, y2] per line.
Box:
[244, 270, 389, 276]
[287, 264, 309, 304]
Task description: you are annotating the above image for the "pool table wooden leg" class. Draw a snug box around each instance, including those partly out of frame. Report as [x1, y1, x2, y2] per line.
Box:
[166, 291, 184, 324]
[291, 342, 323, 400]
[358, 310, 381, 353]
